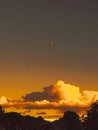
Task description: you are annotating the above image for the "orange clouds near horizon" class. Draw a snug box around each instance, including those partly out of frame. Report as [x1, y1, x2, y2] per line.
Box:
[0, 96, 8, 105]
[1, 80, 98, 120]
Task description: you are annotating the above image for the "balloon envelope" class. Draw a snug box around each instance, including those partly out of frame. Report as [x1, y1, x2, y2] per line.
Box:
[49, 42, 53, 47]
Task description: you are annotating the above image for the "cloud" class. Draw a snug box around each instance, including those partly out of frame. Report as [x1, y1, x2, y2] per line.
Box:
[36, 112, 47, 115]
[23, 80, 98, 106]
[23, 80, 81, 103]
[2, 80, 98, 114]
[22, 85, 57, 102]
[0, 96, 8, 105]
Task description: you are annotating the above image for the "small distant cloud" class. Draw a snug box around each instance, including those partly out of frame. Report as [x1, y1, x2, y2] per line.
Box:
[21, 110, 31, 115]
[36, 112, 47, 115]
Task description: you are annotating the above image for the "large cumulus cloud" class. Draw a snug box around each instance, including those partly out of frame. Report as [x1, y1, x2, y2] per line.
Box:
[23, 80, 98, 106]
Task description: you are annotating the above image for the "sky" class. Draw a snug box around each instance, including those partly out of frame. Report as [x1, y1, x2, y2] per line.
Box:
[0, 0, 98, 121]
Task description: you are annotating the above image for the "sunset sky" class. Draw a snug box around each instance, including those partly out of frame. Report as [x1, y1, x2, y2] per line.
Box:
[0, 0, 98, 121]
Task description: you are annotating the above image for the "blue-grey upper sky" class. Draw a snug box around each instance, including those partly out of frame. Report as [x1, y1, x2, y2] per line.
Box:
[0, 0, 98, 98]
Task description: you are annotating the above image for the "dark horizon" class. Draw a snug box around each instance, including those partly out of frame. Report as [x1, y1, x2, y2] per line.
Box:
[0, 101, 98, 130]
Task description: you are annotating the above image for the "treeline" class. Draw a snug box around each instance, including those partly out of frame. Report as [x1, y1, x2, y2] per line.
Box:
[0, 101, 98, 130]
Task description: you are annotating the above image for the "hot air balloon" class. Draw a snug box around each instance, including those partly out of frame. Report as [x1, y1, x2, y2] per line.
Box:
[49, 41, 53, 47]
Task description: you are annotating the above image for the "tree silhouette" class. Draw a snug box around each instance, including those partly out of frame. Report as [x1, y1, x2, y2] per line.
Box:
[0, 106, 86, 130]
[83, 101, 98, 130]
[0, 105, 4, 115]
[63, 111, 84, 130]
[0, 110, 50, 130]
